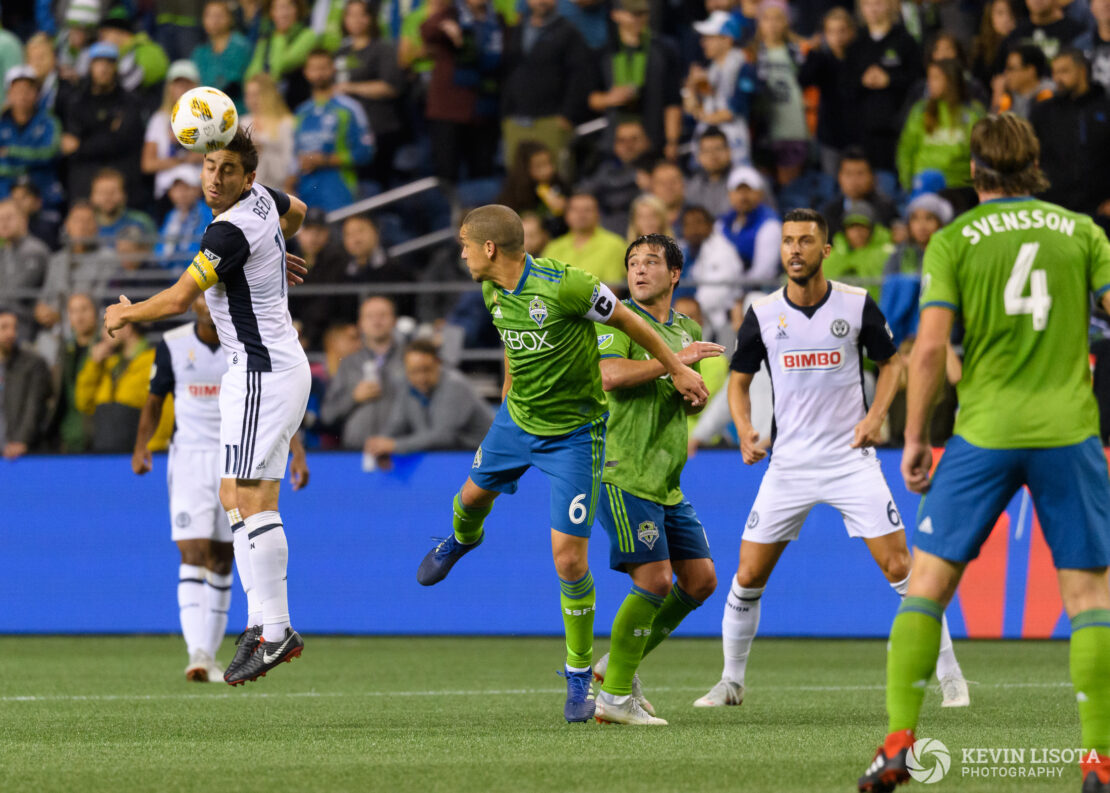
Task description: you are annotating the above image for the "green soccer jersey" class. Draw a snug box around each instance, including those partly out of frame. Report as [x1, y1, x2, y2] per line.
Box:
[484, 256, 616, 436]
[920, 197, 1110, 448]
[596, 300, 702, 505]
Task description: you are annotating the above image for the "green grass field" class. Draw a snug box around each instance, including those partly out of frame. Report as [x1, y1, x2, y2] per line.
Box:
[0, 636, 1087, 792]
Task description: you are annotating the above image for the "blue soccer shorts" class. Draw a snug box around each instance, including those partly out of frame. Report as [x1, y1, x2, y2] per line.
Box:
[468, 402, 606, 537]
[915, 435, 1110, 569]
[597, 484, 712, 571]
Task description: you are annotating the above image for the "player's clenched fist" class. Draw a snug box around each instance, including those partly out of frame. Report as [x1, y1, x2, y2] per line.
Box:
[900, 440, 933, 494]
[740, 428, 766, 465]
[131, 447, 152, 475]
[104, 295, 132, 337]
[672, 365, 709, 406]
[850, 415, 884, 449]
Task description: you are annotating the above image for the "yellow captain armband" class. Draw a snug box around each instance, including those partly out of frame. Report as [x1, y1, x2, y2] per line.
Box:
[188, 248, 221, 290]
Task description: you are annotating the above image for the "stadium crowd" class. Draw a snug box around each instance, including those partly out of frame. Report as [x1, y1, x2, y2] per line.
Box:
[2, 0, 1110, 459]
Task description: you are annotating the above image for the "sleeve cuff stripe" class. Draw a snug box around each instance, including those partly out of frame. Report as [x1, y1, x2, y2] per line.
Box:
[1096, 284, 1110, 298]
[599, 354, 624, 359]
[920, 300, 958, 311]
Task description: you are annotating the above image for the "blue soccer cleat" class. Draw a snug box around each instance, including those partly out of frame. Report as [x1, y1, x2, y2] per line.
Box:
[416, 534, 483, 586]
[559, 667, 596, 723]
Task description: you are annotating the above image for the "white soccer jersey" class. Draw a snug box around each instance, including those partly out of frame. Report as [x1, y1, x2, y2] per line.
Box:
[187, 184, 307, 374]
[730, 281, 897, 473]
[150, 322, 226, 449]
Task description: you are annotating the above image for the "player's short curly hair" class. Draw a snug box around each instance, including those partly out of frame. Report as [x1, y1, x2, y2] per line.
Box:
[782, 208, 829, 242]
[221, 126, 259, 175]
[625, 233, 684, 272]
[970, 114, 1050, 196]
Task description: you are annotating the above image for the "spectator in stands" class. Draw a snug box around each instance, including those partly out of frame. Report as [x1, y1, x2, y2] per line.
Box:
[242, 73, 297, 190]
[680, 204, 743, 343]
[846, 0, 921, 186]
[887, 192, 952, 276]
[288, 207, 348, 346]
[685, 126, 733, 218]
[98, 6, 171, 101]
[587, 0, 682, 159]
[896, 59, 985, 193]
[823, 200, 895, 299]
[574, 119, 649, 235]
[1000, 0, 1086, 66]
[819, 146, 902, 237]
[75, 319, 167, 453]
[0, 66, 63, 214]
[364, 338, 493, 464]
[421, 0, 505, 185]
[753, 0, 809, 186]
[50, 292, 99, 452]
[0, 308, 52, 459]
[61, 43, 148, 207]
[56, 1, 100, 85]
[971, 0, 1016, 87]
[0, 199, 50, 337]
[717, 165, 781, 283]
[683, 10, 757, 166]
[1077, 0, 1110, 93]
[521, 211, 551, 256]
[109, 226, 160, 292]
[90, 169, 157, 241]
[626, 194, 673, 242]
[541, 192, 628, 283]
[11, 181, 61, 251]
[321, 294, 406, 450]
[994, 44, 1054, 117]
[335, 0, 405, 188]
[191, 0, 253, 105]
[291, 49, 374, 212]
[25, 33, 64, 116]
[235, 0, 268, 42]
[0, 26, 20, 109]
[303, 321, 359, 448]
[36, 201, 114, 334]
[337, 214, 411, 316]
[649, 160, 688, 229]
[151, 1, 206, 62]
[156, 166, 214, 267]
[799, 7, 857, 176]
[142, 60, 204, 207]
[1031, 49, 1110, 221]
[247, 0, 324, 110]
[500, 0, 592, 175]
[497, 141, 569, 235]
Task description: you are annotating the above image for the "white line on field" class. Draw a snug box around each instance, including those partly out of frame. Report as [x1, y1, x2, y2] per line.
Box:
[0, 681, 1073, 703]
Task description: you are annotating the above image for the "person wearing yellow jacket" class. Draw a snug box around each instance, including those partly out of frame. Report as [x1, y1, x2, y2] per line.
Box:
[76, 322, 173, 452]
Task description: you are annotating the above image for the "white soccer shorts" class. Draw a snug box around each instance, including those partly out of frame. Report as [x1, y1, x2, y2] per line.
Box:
[741, 460, 905, 543]
[167, 445, 229, 542]
[218, 363, 310, 481]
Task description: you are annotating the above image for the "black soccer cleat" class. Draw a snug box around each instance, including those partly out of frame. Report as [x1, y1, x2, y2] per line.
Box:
[1082, 751, 1110, 792]
[858, 729, 914, 792]
[223, 625, 263, 685]
[224, 628, 304, 686]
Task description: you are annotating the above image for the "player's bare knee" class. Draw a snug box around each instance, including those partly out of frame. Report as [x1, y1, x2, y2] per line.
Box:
[461, 478, 497, 510]
[735, 562, 772, 589]
[177, 540, 207, 567]
[681, 568, 717, 602]
[881, 551, 912, 583]
[631, 565, 673, 598]
[552, 549, 589, 581]
[207, 542, 234, 575]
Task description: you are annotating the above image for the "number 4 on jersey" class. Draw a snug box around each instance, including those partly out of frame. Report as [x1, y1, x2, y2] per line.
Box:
[1004, 242, 1052, 330]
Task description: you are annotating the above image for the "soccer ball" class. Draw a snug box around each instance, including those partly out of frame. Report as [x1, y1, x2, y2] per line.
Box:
[171, 86, 238, 153]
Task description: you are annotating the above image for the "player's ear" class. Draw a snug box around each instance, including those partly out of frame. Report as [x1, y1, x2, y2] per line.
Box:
[486, 240, 496, 260]
[822, 243, 832, 257]
[244, 170, 257, 191]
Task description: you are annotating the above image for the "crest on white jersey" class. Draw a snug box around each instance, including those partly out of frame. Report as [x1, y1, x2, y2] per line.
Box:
[637, 521, 660, 550]
[529, 297, 548, 328]
[830, 318, 850, 338]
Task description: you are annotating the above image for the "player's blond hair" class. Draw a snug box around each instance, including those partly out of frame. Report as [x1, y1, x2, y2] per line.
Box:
[462, 205, 525, 256]
[970, 114, 1050, 196]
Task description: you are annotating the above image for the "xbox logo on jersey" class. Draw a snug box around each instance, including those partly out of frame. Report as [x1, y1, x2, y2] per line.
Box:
[908, 738, 951, 784]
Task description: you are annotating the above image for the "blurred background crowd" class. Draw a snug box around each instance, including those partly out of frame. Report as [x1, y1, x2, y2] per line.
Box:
[3, 0, 1110, 463]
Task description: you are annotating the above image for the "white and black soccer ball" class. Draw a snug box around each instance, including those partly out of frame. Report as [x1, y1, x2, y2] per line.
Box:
[171, 86, 239, 153]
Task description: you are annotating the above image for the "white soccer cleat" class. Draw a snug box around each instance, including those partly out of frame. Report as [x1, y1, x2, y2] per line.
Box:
[593, 652, 656, 716]
[939, 673, 970, 707]
[595, 691, 668, 725]
[185, 650, 213, 682]
[693, 678, 744, 707]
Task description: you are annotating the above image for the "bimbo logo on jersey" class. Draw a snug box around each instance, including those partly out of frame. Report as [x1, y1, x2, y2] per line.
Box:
[187, 384, 221, 398]
[780, 347, 845, 372]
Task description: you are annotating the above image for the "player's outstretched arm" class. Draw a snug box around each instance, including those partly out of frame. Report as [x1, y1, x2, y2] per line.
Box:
[728, 370, 765, 465]
[851, 353, 904, 448]
[104, 271, 202, 338]
[279, 194, 307, 240]
[600, 341, 725, 392]
[131, 393, 166, 475]
[604, 302, 708, 405]
[901, 306, 955, 493]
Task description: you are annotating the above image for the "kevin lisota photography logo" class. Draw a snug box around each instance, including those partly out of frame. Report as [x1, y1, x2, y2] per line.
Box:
[908, 738, 1099, 783]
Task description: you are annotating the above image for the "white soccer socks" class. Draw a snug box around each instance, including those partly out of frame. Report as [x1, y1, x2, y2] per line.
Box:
[243, 510, 291, 641]
[229, 509, 262, 628]
[204, 570, 233, 658]
[889, 574, 962, 680]
[178, 564, 207, 656]
[721, 576, 765, 685]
